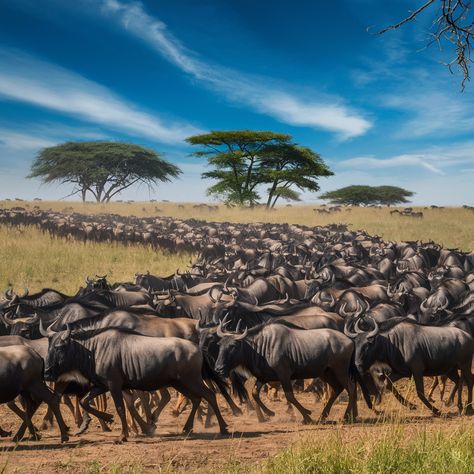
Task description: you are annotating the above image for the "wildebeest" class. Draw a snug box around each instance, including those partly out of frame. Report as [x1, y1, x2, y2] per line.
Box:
[214, 320, 359, 423]
[0, 345, 69, 442]
[347, 317, 474, 416]
[44, 326, 229, 442]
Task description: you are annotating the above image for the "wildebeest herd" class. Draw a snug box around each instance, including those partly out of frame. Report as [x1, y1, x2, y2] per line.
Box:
[0, 207, 473, 444]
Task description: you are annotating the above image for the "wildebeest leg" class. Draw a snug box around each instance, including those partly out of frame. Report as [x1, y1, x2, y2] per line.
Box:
[252, 380, 274, 422]
[214, 382, 243, 417]
[280, 379, 312, 424]
[459, 362, 474, 415]
[413, 374, 441, 416]
[195, 383, 228, 435]
[443, 371, 462, 414]
[319, 372, 343, 422]
[384, 378, 417, 410]
[439, 375, 448, 402]
[135, 390, 153, 424]
[172, 392, 188, 417]
[29, 381, 69, 442]
[151, 388, 171, 423]
[181, 395, 201, 434]
[176, 380, 228, 435]
[204, 403, 214, 428]
[427, 377, 439, 402]
[62, 395, 76, 424]
[123, 390, 155, 436]
[78, 386, 112, 435]
[11, 396, 41, 442]
[109, 386, 129, 443]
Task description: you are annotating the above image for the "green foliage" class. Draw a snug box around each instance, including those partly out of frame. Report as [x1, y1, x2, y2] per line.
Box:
[187, 130, 332, 207]
[29, 141, 181, 202]
[320, 185, 414, 206]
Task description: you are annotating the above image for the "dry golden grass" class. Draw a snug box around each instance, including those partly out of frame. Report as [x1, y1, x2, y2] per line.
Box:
[2, 200, 473, 251]
[0, 225, 192, 294]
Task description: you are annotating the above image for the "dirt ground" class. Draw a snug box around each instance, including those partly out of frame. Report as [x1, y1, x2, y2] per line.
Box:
[0, 388, 470, 473]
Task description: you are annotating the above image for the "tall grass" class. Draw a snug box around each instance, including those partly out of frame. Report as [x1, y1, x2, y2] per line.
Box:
[0, 225, 192, 293]
[260, 426, 474, 474]
[2, 201, 473, 251]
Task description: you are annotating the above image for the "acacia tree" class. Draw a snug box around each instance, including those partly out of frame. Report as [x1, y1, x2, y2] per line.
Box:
[320, 185, 414, 206]
[375, 0, 473, 88]
[29, 141, 181, 202]
[186, 130, 332, 207]
[259, 144, 333, 208]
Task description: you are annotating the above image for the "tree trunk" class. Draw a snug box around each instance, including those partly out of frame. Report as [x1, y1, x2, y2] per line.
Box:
[266, 181, 278, 209]
[81, 188, 87, 203]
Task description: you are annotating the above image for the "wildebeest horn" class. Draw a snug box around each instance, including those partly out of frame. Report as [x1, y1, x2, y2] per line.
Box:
[354, 318, 365, 334]
[420, 298, 429, 312]
[86, 276, 93, 283]
[3, 309, 39, 325]
[223, 276, 233, 293]
[1, 310, 16, 325]
[339, 302, 351, 318]
[439, 295, 449, 310]
[62, 323, 72, 341]
[209, 287, 220, 304]
[39, 317, 55, 337]
[216, 317, 228, 338]
[366, 317, 379, 338]
[235, 319, 242, 333]
[354, 300, 366, 319]
[386, 284, 395, 298]
[343, 319, 358, 338]
[327, 293, 335, 308]
[5, 289, 13, 300]
[233, 325, 248, 340]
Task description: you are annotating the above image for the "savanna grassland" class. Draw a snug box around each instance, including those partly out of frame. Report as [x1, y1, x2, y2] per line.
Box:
[1, 200, 473, 292]
[2, 200, 474, 246]
[0, 200, 473, 473]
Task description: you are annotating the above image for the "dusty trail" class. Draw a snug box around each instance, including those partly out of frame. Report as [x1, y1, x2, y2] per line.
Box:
[0, 390, 469, 472]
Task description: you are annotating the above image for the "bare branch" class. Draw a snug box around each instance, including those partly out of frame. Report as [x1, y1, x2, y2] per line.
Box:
[375, 0, 473, 89]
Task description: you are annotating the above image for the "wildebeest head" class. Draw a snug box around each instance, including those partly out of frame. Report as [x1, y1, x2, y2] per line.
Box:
[0, 306, 39, 337]
[214, 318, 248, 378]
[344, 317, 380, 374]
[304, 267, 334, 299]
[44, 324, 73, 381]
[0, 288, 29, 308]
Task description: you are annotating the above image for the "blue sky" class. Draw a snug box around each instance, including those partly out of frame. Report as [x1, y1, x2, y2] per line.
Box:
[0, 0, 473, 204]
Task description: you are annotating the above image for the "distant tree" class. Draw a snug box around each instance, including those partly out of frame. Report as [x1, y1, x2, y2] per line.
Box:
[186, 130, 332, 207]
[374, 0, 473, 88]
[320, 185, 414, 206]
[29, 141, 181, 202]
[258, 144, 333, 208]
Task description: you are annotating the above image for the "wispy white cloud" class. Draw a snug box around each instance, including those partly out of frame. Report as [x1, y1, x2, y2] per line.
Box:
[383, 89, 474, 139]
[100, 0, 372, 139]
[342, 154, 445, 175]
[0, 48, 202, 144]
[340, 141, 474, 175]
[0, 128, 57, 150]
